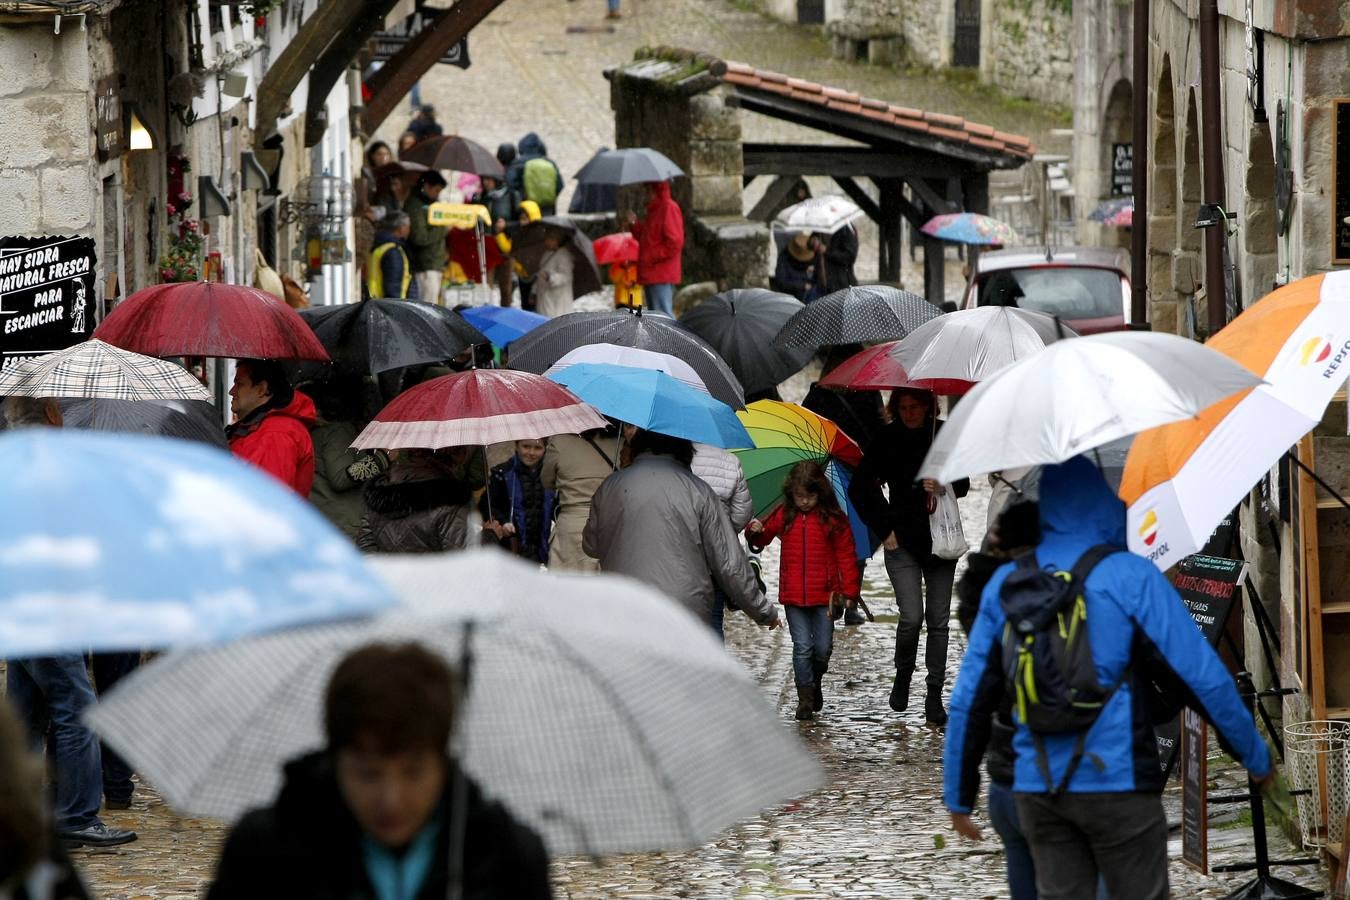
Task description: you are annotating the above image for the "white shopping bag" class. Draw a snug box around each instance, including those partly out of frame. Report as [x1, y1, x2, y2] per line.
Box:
[929, 489, 968, 560]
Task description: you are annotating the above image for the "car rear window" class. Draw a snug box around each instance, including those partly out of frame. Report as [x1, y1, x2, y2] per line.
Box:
[977, 267, 1123, 320]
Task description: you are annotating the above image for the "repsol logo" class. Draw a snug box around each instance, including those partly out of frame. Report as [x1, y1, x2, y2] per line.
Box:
[1323, 339, 1350, 379]
[1146, 542, 1170, 563]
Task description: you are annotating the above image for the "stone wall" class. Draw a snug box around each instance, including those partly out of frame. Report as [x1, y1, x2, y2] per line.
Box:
[828, 0, 945, 69]
[985, 0, 1073, 108]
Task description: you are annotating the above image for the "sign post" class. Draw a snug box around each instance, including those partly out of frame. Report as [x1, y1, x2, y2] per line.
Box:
[0, 235, 96, 371]
[1181, 707, 1209, 873]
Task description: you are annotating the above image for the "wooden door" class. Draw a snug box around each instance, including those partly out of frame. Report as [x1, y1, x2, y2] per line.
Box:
[953, 0, 981, 67]
[797, 0, 825, 24]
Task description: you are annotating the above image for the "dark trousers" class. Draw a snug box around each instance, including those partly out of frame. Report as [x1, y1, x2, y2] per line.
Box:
[91, 652, 140, 803]
[988, 782, 1037, 900]
[710, 588, 726, 641]
[7, 656, 103, 830]
[884, 548, 956, 691]
[1015, 791, 1168, 900]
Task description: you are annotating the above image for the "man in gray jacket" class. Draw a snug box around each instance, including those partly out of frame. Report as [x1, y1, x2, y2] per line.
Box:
[584, 431, 780, 631]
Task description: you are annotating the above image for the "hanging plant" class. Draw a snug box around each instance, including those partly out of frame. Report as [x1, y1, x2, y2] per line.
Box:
[159, 153, 203, 283]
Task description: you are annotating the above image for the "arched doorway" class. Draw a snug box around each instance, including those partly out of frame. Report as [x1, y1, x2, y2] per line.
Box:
[1244, 124, 1279, 305]
[1147, 57, 1177, 333]
[1100, 79, 1133, 250]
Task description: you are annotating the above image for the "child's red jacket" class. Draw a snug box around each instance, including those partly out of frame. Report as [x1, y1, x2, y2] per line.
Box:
[746, 506, 860, 606]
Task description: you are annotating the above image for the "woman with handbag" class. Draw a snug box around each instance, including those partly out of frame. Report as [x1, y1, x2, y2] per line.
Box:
[849, 389, 969, 726]
[746, 461, 860, 722]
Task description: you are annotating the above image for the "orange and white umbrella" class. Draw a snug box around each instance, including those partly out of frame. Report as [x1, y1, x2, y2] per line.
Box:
[1121, 271, 1350, 569]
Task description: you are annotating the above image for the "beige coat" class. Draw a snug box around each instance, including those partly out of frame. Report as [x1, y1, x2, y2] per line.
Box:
[534, 247, 574, 318]
[541, 432, 617, 572]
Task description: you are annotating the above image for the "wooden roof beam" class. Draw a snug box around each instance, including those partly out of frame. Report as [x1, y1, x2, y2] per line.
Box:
[254, 0, 361, 146]
[743, 143, 974, 180]
[303, 0, 404, 147]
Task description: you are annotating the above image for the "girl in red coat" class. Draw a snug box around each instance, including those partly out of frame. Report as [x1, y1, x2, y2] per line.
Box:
[747, 460, 861, 721]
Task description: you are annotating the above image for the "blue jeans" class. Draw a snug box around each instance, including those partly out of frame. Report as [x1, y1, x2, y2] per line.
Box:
[7, 656, 104, 830]
[644, 283, 674, 316]
[783, 604, 833, 687]
[988, 781, 1037, 900]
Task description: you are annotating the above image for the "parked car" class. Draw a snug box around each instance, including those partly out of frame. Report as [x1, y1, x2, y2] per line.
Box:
[961, 246, 1132, 334]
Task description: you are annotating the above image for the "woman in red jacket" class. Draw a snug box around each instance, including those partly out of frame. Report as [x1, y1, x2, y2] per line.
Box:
[747, 461, 860, 722]
[627, 180, 683, 317]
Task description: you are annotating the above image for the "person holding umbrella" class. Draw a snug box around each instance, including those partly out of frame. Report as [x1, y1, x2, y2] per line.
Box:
[403, 171, 450, 305]
[533, 226, 575, 318]
[206, 641, 551, 899]
[227, 359, 317, 498]
[628, 180, 684, 316]
[773, 231, 818, 302]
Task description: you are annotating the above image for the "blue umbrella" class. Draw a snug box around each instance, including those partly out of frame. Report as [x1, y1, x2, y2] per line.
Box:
[546, 363, 753, 449]
[460, 306, 549, 347]
[0, 430, 394, 657]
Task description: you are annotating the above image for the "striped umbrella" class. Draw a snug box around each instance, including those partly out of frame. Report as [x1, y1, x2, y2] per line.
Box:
[773, 285, 940, 350]
[732, 401, 877, 559]
[1121, 271, 1350, 569]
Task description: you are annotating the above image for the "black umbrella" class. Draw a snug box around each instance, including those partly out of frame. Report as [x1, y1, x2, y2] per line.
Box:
[508, 217, 604, 298]
[508, 309, 745, 408]
[574, 148, 684, 186]
[298, 299, 487, 375]
[678, 289, 812, 395]
[568, 148, 618, 213]
[61, 398, 227, 449]
[773, 285, 941, 350]
[401, 135, 504, 178]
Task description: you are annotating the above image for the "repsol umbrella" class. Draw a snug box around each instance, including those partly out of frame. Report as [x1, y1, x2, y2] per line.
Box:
[508, 310, 745, 409]
[574, 148, 683, 186]
[679, 288, 811, 396]
[507, 217, 604, 299]
[298, 299, 485, 374]
[773, 285, 940, 350]
[401, 135, 504, 178]
[1121, 271, 1350, 569]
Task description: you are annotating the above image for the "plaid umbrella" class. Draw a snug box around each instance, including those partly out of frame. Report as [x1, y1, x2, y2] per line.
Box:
[0, 339, 211, 401]
[773, 285, 940, 350]
[89, 551, 821, 854]
[508, 310, 746, 408]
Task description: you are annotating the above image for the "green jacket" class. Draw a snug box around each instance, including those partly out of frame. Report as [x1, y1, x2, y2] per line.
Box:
[309, 421, 366, 540]
[403, 193, 448, 272]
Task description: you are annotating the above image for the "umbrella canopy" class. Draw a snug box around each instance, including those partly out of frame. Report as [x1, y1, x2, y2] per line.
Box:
[1088, 197, 1133, 227]
[1121, 271, 1350, 570]
[297, 299, 485, 375]
[352, 368, 607, 450]
[772, 195, 863, 235]
[0, 339, 210, 401]
[507, 217, 604, 298]
[915, 332, 1263, 484]
[508, 310, 746, 409]
[0, 429, 391, 657]
[574, 148, 683, 186]
[894, 306, 1077, 394]
[544, 343, 707, 394]
[61, 397, 227, 448]
[93, 282, 330, 362]
[400, 135, 504, 177]
[679, 289, 812, 396]
[88, 551, 821, 854]
[548, 363, 751, 449]
[732, 401, 875, 559]
[459, 305, 548, 347]
[816, 341, 917, 391]
[774, 285, 940, 350]
[593, 232, 639, 265]
[920, 212, 1016, 246]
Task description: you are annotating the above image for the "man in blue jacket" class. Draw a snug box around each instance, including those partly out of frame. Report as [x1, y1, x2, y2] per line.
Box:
[943, 456, 1272, 899]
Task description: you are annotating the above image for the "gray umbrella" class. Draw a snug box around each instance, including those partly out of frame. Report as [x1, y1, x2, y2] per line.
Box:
[678, 289, 812, 396]
[508, 310, 745, 408]
[574, 148, 684, 186]
[773, 284, 942, 350]
[60, 398, 227, 448]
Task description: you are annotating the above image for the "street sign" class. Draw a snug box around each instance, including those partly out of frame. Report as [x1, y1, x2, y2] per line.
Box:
[1111, 143, 1133, 196]
[94, 76, 123, 162]
[1181, 707, 1209, 873]
[0, 235, 96, 371]
[371, 9, 471, 68]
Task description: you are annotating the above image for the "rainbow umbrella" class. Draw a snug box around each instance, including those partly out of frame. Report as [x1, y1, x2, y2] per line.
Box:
[920, 212, 1015, 246]
[733, 401, 879, 559]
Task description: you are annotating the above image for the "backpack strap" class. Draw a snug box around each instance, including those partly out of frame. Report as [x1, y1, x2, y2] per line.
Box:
[1066, 543, 1119, 588]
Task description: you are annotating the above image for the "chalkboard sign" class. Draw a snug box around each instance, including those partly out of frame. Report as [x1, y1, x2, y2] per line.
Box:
[1111, 143, 1133, 197]
[1181, 707, 1209, 873]
[0, 235, 96, 371]
[1334, 100, 1350, 264]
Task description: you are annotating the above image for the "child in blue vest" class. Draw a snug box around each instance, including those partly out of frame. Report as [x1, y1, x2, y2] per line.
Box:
[480, 439, 554, 563]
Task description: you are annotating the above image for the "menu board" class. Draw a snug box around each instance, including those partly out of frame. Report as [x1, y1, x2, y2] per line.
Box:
[0, 235, 96, 371]
[1335, 100, 1350, 264]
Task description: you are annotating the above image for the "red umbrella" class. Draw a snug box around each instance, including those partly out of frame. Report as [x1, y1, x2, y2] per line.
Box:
[351, 369, 608, 450]
[94, 283, 330, 362]
[817, 342, 972, 394]
[593, 233, 639, 266]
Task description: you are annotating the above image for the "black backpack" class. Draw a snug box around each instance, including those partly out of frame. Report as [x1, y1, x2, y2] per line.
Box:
[999, 544, 1122, 792]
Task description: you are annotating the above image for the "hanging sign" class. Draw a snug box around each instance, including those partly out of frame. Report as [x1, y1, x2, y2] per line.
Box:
[371, 9, 471, 68]
[1180, 707, 1209, 873]
[1111, 143, 1133, 197]
[1333, 100, 1350, 264]
[95, 76, 123, 162]
[0, 235, 96, 371]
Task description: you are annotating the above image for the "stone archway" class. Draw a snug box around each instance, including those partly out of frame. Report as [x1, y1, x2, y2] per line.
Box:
[1244, 124, 1280, 305]
[1179, 91, 1203, 335]
[1099, 79, 1132, 250]
[1147, 56, 1177, 333]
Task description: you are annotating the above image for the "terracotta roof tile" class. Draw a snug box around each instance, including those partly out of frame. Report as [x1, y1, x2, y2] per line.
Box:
[786, 78, 823, 94]
[965, 122, 996, 138]
[860, 107, 896, 124]
[893, 117, 930, 134]
[827, 99, 862, 113]
[725, 61, 756, 76]
[759, 71, 789, 84]
[924, 111, 967, 128]
[822, 87, 860, 103]
[890, 105, 924, 120]
[723, 70, 758, 87]
[967, 136, 1007, 152]
[928, 125, 972, 143]
[993, 131, 1032, 148]
[859, 97, 890, 112]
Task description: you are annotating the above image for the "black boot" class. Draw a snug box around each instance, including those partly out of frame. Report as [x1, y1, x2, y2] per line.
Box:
[925, 685, 948, 727]
[889, 670, 911, 712]
[795, 685, 814, 721]
[811, 661, 827, 712]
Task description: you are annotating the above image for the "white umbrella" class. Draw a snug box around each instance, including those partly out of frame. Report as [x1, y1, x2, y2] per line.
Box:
[772, 195, 863, 235]
[918, 332, 1263, 483]
[89, 551, 821, 855]
[543, 342, 709, 394]
[895, 306, 1077, 390]
[0, 338, 211, 401]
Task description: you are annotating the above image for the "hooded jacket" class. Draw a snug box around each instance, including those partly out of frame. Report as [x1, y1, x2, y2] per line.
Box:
[206, 752, 551, 900]
[630, 182, 684, 286]
[942, 457, 1271, 813]
[582, 454, 777, 627]
[506, 133, 564, 214]
[690, 443, 753, 531]
[747, 506, 860, 606]
[228, 392, 317, 497]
